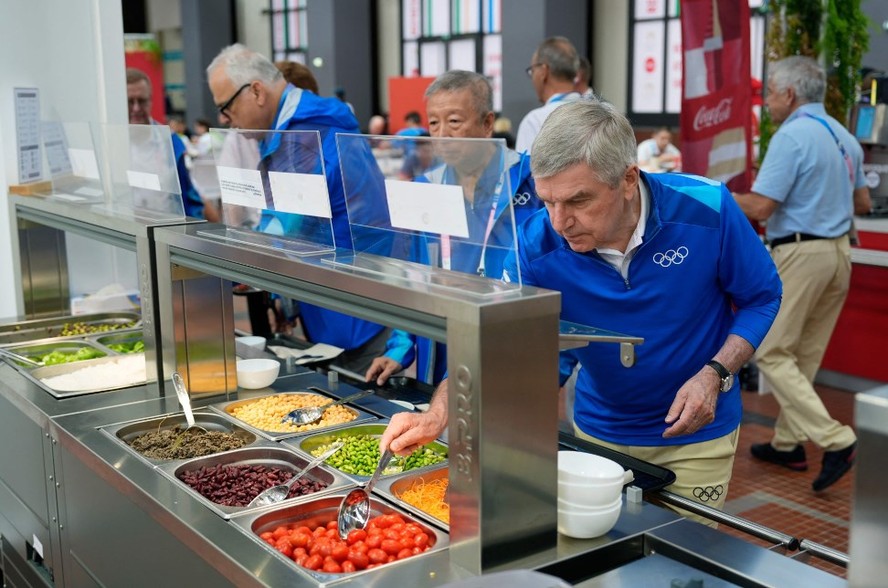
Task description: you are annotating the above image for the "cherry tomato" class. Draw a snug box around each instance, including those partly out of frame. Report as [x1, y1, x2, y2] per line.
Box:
[414, 533, 430, 548]
[295, 525, 312, 536]
[331, 544, 350, 563]
[303, 554, 323, 571]
[365, 535, 382, 549]
[341, 560, 356, 573]
[273, 527, 288, 539]
[260, 531, 274, 541]
[290, 532, 310, 548]
[274, 542, 293, 558]
[348, 550, 369, 570]
[397, 548, 413, 560]
[346, 529, 367, 545]
[367, 548, 387, 564]
[294, 553, 309, 567]
[387, 555, 396, 563]
[380, 539, 402, 556]
[322, 560, 342, 574]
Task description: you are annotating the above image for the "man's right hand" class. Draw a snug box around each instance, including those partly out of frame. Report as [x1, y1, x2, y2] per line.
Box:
[365, 357, 402, 386]
[380, 379, 449, 456]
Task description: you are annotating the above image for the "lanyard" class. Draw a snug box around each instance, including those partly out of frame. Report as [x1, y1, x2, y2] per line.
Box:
[798, 112, 855, 186]
[440, 156, 509, 276]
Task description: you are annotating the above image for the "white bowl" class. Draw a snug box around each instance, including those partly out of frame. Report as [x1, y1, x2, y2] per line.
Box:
[559, 477, 625, 507]
[557, 499, 622, 539]
[557, 495, 621, 514]
[236, 358, 280, 389]
[236, 336, 266, 350]
[558, 451, 625, 485]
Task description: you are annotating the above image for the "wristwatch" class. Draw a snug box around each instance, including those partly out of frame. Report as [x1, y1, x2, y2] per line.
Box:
[706, 360, 734, 392]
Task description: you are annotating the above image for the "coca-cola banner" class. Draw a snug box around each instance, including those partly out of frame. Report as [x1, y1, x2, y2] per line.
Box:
[680, 0, 752, 192]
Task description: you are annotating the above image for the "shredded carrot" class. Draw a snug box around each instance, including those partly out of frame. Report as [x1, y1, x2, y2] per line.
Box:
[398, 477, 450, 524]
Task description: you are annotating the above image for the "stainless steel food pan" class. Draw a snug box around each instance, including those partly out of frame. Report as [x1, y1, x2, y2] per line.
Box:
[209, 391, 377, 441]
[158, 445, 351, 519]
[0, 311, 140, 345]
[375, 464, 450, 531]
[2, 338, 110, 369]
[26, 353, 148, 398]
[100, 410, 259, 466]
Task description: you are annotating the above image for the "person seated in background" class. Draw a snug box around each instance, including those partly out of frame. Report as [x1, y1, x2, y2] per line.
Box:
[394, 111, 428, 158]
[206, 43, 390, 372]
[127, 67, 205, 219]
[275, 60, 319, 95]
[637, 127, 682, 173]
[367, 114, 390, 149]
[191, 117, 215, 157]
[398, 139, 437, 181]
[493, 115, 515, 149]
[365, 70, 542, 387]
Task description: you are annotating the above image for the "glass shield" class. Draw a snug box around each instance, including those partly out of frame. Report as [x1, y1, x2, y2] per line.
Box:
[200, 128, 335, 256]
[336, 133, 523, 294]
[100, 123, 185, 219]
[38, 121, 106, 203]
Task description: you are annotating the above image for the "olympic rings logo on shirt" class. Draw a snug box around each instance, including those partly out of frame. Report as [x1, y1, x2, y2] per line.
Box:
[653, 246, 689, 267]
[513, 191, 532, 206]
[692, 484, 724, 502]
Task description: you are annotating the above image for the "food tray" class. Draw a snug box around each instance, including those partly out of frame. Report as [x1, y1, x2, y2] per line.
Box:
[0, 338, 110, 369]
[375, 464, 449, 531]
[209, 390, 377, 441]
[90, 330, 144, 354]
[0, 311, 140, 346]
[100, 410, 260, 466]
[558, 431, 676, 494]
[157, 445, 350, 520]
[230, 494, 448, 581]
[25, 353, 149, 398]
[290, 422, 448, 482]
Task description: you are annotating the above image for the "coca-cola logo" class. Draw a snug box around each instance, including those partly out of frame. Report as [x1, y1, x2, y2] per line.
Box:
[693, 98, 733, 131]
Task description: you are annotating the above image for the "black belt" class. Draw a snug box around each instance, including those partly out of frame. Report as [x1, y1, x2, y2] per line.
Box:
[769, 233, 829, 248]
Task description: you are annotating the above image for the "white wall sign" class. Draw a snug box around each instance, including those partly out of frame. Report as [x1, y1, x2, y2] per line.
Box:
[632, 21, 665, 113]
[14, 87, 43, 183]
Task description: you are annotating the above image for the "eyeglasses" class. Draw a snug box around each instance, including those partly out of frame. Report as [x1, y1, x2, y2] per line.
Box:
[525, 63, 545, 77]
[217, 83, 251, 118]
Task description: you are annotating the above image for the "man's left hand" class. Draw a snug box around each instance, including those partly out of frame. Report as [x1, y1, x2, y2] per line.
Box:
[662, 369, 719, 438]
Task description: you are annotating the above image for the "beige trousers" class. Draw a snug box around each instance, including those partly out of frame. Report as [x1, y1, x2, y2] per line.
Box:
[573, 426, 739, 526]
[755, 236, 856, 452]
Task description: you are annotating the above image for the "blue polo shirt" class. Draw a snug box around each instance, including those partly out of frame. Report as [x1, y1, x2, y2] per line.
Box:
[752, 103, 866, 240]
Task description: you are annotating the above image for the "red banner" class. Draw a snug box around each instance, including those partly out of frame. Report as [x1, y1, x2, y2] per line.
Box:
[680, 0, 752, 192]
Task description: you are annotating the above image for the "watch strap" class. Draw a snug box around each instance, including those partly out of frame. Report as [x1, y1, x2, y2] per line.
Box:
[706, 360, 731, 380]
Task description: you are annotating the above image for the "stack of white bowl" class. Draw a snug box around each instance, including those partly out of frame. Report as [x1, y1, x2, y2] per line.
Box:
[557, 451, 629, 539]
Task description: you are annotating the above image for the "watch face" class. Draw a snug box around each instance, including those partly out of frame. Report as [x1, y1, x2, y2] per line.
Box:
[722, 374, 735, 392]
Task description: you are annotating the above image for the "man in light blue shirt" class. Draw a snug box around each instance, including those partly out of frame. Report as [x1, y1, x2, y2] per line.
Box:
[733, 56, 871, 492]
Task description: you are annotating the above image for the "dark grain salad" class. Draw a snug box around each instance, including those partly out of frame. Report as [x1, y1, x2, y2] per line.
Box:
[127, 427, 249, 460]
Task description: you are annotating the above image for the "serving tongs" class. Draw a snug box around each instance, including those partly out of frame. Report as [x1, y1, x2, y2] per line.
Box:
[0, 348, 43, 368]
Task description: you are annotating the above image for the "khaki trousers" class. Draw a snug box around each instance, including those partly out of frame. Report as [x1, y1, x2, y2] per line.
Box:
[573, 426, 739, 527]
[755, 236, 856, 452]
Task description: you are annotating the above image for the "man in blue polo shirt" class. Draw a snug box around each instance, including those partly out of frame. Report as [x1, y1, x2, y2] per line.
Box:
[206, 44, 388, 372]
[733, 56, 871, 492]
[382, 100, 782, 516]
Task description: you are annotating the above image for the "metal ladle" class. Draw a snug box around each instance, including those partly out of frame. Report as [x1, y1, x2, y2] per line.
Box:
[337, 448, 393, 539]
[281, 389, 374, 425]
[247, 441, 344, 508]
[171, 372, 207, 435]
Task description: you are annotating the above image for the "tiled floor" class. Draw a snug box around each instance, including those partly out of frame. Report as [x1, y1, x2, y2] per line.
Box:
[721, 381, 860, 578]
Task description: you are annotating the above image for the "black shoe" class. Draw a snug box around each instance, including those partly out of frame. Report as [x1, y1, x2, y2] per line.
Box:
[750, 442, 808, 471]
[812, 442, 857, 492]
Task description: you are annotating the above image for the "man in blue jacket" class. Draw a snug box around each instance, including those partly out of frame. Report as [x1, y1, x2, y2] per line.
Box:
[365, 70, 542, 386]
[382, 100, 782, 515]
[206, 44, 388, 372]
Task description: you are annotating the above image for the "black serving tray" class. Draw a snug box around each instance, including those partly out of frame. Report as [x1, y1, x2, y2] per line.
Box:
[558, 431, 676, 494]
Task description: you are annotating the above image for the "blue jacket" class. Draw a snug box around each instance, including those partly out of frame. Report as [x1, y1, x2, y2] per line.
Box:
[385, 150, 541, 384]
[163, 124, 204, 219]
[504, 172, 781, 446]
[259, 85, 385, 350]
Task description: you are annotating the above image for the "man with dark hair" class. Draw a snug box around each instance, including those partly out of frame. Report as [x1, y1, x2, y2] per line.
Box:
[394, 110, 428, 157]
[516, 36, 583, 154]
[126, 67, 205, 219]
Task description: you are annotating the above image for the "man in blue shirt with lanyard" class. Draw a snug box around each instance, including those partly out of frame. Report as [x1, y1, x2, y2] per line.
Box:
[733, 56, 871, 492]
[365, 70, 541, 386]
[206, 44, 389, 372]
[382, 100, 782, 518]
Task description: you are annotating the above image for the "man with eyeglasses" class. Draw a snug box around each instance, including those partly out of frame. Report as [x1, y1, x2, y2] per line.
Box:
[515, 37, 584, 155]
[205, 44, 390, 373]
[126, 68, 205, 219]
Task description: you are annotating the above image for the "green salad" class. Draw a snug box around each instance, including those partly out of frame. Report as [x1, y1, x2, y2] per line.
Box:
[106, 340, 145, 354]
[40, 347, 105, 365]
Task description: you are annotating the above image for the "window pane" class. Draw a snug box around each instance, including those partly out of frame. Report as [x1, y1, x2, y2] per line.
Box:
[665, 19, 682, 113]
[452, 0, 480, 34]
[403, 0, 421, 40]
[288, 10, 299, 49]
[273, 11, 285, 52]
[482, 0, 501, 33]
[632, 21, 665, 113]
[425, 0, 450, 37]
[667, 0, 679, 18]
[635, 0, 665, 20]
[483, 34, 503, 112]
[420, 41, 447, 77]
[403, 41, 419, 77]
[448, 38, 476, 71]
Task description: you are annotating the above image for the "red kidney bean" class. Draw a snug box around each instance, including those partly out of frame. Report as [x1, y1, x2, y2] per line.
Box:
[177, 463, 328, 507]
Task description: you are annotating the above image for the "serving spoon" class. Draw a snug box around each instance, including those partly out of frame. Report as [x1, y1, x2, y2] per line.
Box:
[281, 389, 374, 425]
[170, 373, 207, 448]
[337, 448, 393, 539]
[247, 441, 344, 508]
